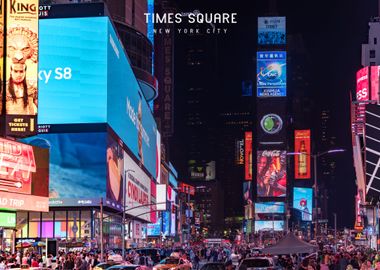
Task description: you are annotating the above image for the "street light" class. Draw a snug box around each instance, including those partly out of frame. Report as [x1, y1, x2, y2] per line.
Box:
[122, 169, 135, 260]
[288, 148, 345, 241]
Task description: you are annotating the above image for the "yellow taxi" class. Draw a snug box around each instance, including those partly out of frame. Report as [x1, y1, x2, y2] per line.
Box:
[152, 257, 192, 270]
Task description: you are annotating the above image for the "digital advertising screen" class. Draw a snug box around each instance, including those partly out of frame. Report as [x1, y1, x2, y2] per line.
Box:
[257, 98, 286, 148]
[245, 132, 252, 180]
[257, 51, 286, 97]
[293, 187, 313, 221]
[0, 212, 16, 228]
[254, 220, 284, 232]
[162, 211, 170, 236]
[243, 182, 252, 205]
[257, 150, 287, 197]
[356, 67, 369, 101]
[23, 132, 106, 201]
[255, 202, 285, 214]
[294, 130, 311, 179]
[235, 139, 244, 165]
[371, 66, 380, 102]
[4, 0, 39, 137]
[171, 213, 176, 236]
[147, 217, 161, 236]
[38, 17, 108, 125]
[0, 138, 49, 212]
[258, 17, 286, 45]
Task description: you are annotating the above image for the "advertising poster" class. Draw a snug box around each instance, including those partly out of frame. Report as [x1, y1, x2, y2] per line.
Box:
[257, 51, 286, 97]
[370, 66, 380, 102]
[243, 182, 252, 204]
[294, 130, 311, 179]
[0, 138, 49, 212]
[162, 211, 170, 237]
[293, 187, 313, 221]
[245, 132, 252, 180]
[0, 0, 3, 120]
[257, 150, 287, 197]
[255, 202, 285, 214]
[258, 17, 286, 45]
[254, 220, 284, 232]
[147, 216, 161, 236]
[5, 0, 39, 137]
[356, 67, 369, 101]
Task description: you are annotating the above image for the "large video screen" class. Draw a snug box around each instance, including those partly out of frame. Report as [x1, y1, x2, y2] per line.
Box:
[38, 17, 108, 125]
[23, 132, 106, 199]
[107, 20, 157, 178]
[293, 187, 313, 221]
[255, 202, 285, 214]
[356, 67, 369, 101]
[294, 130, 311, 179]
[0, 138, 49, 212]
[257, 51, 286, 97]
[254, 220, 284, 232]
[258, 17, 286, 45]
[257, 150, 287, 197]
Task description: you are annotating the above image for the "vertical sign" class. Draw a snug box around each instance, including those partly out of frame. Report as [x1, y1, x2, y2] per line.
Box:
[235, 139, 244, 165]
[370, 66, 380, 102]
[356, 67, 369, 101]
[0, 0, 3, 125]
[294, 130, 311, 179]
[4, 0, 38, 137]
[244, 132, 252, 180]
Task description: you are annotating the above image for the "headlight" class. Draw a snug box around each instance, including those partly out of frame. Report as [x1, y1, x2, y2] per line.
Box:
[153, 268, 157, 270]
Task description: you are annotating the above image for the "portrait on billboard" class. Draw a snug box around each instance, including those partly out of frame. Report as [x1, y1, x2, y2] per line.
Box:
[257, 150, 287, 197]
[106, 134, 124, 205]
[258, 17, 286, 45]
[293, 187, 313, 221]
[257, 51, 286, 97]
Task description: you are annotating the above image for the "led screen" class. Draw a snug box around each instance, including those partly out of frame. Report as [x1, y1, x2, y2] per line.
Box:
[23, 132, 106, 199]
[38, 17, 108, 125]
[147, 217, 161, 236]
[356, 67, 369, 101]
[258, 17, 286, 45]
[245, 132, 252, 180]
[257, 51, 286, 97]
[371, 66, 380, 102]
[255, 202, 285, 214]
[293, 187, 313, 222]
[294, 130, 311, 179]
[254, 220, 284, 232]
[162, 211, 170, 236]
[257, 150, 287, 197]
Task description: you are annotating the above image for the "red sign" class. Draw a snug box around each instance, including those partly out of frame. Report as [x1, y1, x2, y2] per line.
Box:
[356, 67, 369, 101]
[354, 193, 363, 230]
[294, 130, 311, 179]
[245, 132, 252, 180]
[0, 138, 36, 194]
[371, 66, 380, 102]
[178, 182, 195, 195]
[0, 190, 48, 212]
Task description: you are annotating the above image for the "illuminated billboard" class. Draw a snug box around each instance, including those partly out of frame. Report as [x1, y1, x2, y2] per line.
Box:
[4, 0, 39, 137]
[255, 202, 285, 214]
[254, 220, 284, 232]
[23, 132, 106, 200]
[294, 130, 311, 179]
[293, 187, 313, 221]
[0, 138, 49, 212]
[356, 67, 369, 101]
[147, 217, 161, 236]
[257, 51, 286, 97]
[235, 139, 244, 165]
[257, 150, 287, 197]
[243, 182, 252, 204]
[258, 17, 286, 45]
[370, 66, 380, 102]
[0, 212, 16, 228]
[245, 132, 252, 180]
[38, 18, 157, 178]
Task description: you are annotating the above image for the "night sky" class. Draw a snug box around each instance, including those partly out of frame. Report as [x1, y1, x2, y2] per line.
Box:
[173, 0, 378, 228]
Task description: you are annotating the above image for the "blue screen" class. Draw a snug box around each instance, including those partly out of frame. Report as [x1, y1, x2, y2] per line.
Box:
[255, 202, 285, 214]
[162, 211, 170, 236]
[22, 132, 107, 199]
[293, 187, 313, 222]
[258, 17, 286, 45]
[38, 17, 108, 124]
[147, 217, 161, 236]
[257, 51, 286, 97]
[255, 221, 284, 232]
[107, 21, 157, 178]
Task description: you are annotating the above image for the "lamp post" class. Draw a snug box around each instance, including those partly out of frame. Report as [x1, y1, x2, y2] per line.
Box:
[288, 149, 345, 241]
[122, 169, 135, 260]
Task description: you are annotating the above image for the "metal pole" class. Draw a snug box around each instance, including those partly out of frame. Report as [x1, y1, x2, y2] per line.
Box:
[122, 171, 127, 260]
[313, 155, 318, 241]
[187, 186, 190, 244]
[334, 213, 337, 252]
[100, 198, 104, 262]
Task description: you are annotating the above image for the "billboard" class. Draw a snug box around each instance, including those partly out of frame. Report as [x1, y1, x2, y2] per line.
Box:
[356, 67, 369, 101]
[147, 216, 161, 236]
[293, 187, 313, 221]
[0, 212, 16, 228]
[254, 220, 284, 232]
[162, 211, 170, 236]
[245, 132, 252, 180]
[188, 160, 215, 181]
[236, 139, 244, 165]
[257, 51, 286, 97]
[255, 202, 285, 214]
[257, 150, 287, 197]
[178, 183, 195, 195]
[257, 99, 286, 148]
[294, 130, 311, 179]
[258, 17, 286, 45]
[24, 132, 106, 200]
[243, 182, 252, 204]
[156, 184, 167, 211]
[4, 0, 39, 137]
[370, 66, 380, 102]
[0, 138, 49, 212]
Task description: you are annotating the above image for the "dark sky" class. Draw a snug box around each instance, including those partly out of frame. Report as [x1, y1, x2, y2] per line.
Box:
[173, 0, 378, 228]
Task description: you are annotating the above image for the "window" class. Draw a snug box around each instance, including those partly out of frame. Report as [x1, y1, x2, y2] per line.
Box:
[16, 212, 28, 238]
[55, 211, 67, 238]
[28, 212, 41, 238]
[375, 38, 378, 44]
[371, 62, 377, 66]
[41, 212, 54, 238]
[370, 50, 376, 58]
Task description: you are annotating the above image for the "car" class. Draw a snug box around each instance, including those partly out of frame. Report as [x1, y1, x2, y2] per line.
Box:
[238, 257, 280, 270]
[153, 257, 192, 270]
[94, 261, 123, 270]
[107, 265, 141, 270]
[200, 262, 226, 270]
